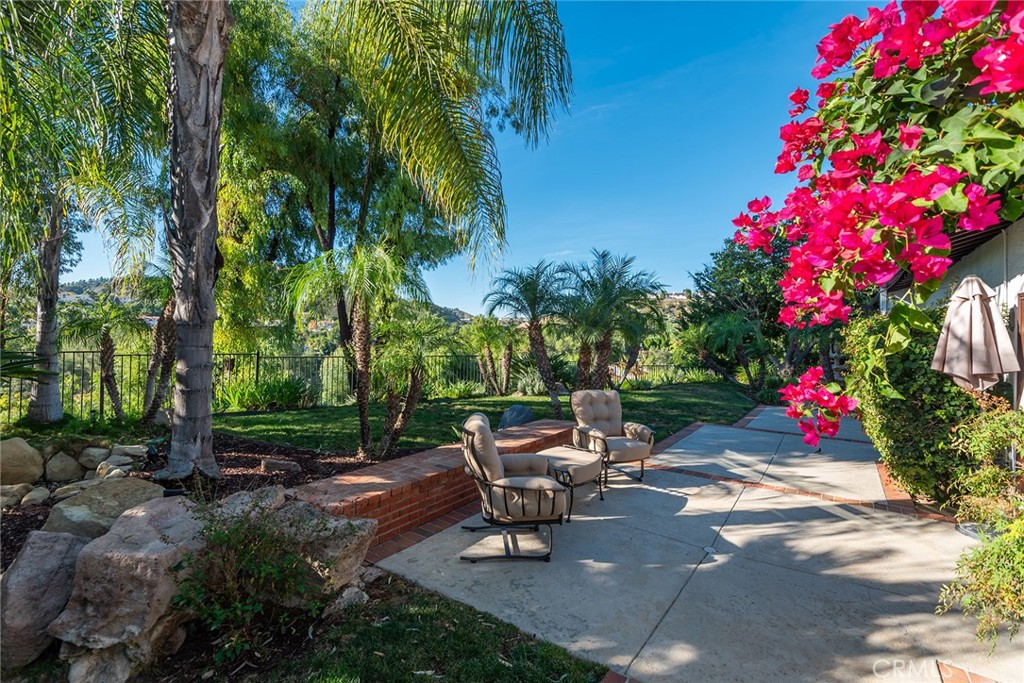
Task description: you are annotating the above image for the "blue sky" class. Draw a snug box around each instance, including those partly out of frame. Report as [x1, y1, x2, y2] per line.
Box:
[70, 0, 868, 313]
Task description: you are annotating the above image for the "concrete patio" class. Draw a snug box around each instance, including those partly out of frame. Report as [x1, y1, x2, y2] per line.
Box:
[377, 409, 1024, 683]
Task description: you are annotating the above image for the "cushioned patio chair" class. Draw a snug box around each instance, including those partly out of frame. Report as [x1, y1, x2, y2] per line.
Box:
[460, 413, 567, 562]
[571, 390, 655, 484]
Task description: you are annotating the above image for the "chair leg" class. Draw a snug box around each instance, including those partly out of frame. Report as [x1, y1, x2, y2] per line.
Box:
[460, 523, 554, 563]
[566, 486, 575, 523]
[607, 462, 646, 482]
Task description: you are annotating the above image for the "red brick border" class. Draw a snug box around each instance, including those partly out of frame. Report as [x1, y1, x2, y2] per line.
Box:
[651, 421, 706, 455]
[293, 420, 573, 547]
[936, 660, 1003, 683]
[733, 404, 769, 429]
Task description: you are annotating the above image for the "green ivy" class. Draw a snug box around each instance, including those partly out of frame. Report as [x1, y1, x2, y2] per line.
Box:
[843, 311, 979, 502]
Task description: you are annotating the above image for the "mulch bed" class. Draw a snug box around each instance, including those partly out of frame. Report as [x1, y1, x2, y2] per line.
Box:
[0, 433, 420, 571]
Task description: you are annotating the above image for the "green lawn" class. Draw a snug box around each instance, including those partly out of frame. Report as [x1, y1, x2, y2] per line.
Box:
[244, 577, 606, 683]
[214, 382, 755, 453]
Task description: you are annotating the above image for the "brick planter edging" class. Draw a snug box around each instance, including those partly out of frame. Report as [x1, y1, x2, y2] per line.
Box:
[293, 420, 574, 546]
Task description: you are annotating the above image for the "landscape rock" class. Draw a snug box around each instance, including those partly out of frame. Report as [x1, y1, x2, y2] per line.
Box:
[46, 452, 85, 482]
[1, 438, 44, 485]
[77, 447, 111, 469]
[273, 500, 377, 590]
[153, 409, 171, 427]
[104, 468, 128, 479]
[260, 457, 302, 473]
[322, 586, 369, 619]
[1, 483, 33, 508]
[0, 531, 89, 669]
[359, 566, 387, 585]
[110, 445, 146, 459]
[219, 485, 287, 518]
[498, 404, 536, 430]
[42, 478, 164, 538]
[49, 497, 203, 683]
[20, 486, 50, 506]
[555, 381, 570, 396]
[53, 479, 104, 501]
[83, 470, 97, 481]
[102, 454, 136, 468]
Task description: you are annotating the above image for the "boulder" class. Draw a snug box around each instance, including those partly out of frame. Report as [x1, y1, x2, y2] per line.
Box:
[0, 531, 89, 669]
[1, 483, 33, 508]
[260, 457, 302, 473]
[1, 438, 44, 485]
[152, 409, 171, 427]
[103, 468, 128, 480]
[219, 485, 287, 518]
[273, 501, 377, 590]
[20, 486, 50, 506]
[42, 478, 164, 538]
[77, 447, 110, 469]
[110, 445, 146, 459]
[49, 497, 203, 683]
[102, 454, 136, 468]
[83, 470, 97, 481]
[46, 452, 85, 482]
[359, 566, 387, 585]
[498, 404, 536, 430]
[53, 479, 104, 501]
[554, 381, 570, 396]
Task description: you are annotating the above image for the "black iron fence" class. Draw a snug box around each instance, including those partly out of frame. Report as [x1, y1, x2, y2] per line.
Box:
[1, 351, 684, 425]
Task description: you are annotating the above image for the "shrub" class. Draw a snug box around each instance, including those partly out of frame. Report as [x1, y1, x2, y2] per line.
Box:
[843, 311, 979, 502]
[512, 366, 547, 396]
[215, 376, 317, 412]
[619, 378, 653, 391]
[429, 380, 486, 399]
[174, 503, 326, 663]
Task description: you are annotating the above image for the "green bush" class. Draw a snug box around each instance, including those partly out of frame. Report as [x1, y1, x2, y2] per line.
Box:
[619, 378, 654, 391]
[215, 376, 317, 412]
[174, 504, 326, 663]
[844, 310, 979, 502]
[429, 380, 487, 399]
[512, 366, 547, 396]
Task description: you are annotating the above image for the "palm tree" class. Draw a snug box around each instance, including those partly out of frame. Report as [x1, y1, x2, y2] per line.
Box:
[2, 0, 166, 423]
[132, 256, 176, 425]
[614, 306, 666, 389]
[62, 294, 149, 422]
[374, 306, 456, 458]
[287, 242, 429, 456]
[562, 251, 665, 389]
[158, 0, 570, 477]
[461, 316, 507, 395]
[555, 275, 606, 391]
[484, 261, 565, 418]
[498, 319, 523, 396]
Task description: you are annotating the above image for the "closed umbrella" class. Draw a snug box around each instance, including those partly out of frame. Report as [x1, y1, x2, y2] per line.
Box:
[932, 275, 1020, 391]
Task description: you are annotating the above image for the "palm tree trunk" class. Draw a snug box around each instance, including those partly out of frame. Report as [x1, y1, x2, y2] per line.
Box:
[160, 0, 232, 479]
[575, 340, 592, 391]
[500, 340, 513, 396]
[27, 197, 64, 423]
[377, 368, 424, 459]
[142, 297, 176, 425]
[142, 297, 172, 410]
[475, 355, 491, 392]
[482, 344, 500, 395]
[352, 293, 372, 456]
[616, 344, 641, 390]
[527, 322, 562, 419]
[99, 333, 126, 422]
[590, 332, 613, 390]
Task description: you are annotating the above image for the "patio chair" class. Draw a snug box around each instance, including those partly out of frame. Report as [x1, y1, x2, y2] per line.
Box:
[460, 413, 567, 563]
[571, 390, 655, 484]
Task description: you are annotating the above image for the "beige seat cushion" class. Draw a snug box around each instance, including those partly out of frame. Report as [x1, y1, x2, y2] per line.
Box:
[605, 436, 651, 464]
[499, 453, 550, 477]
[463, 413, 503, 481]
[571, 390, 623, 436]
[485, 476, 567, 522]
[539, 446, 604, 485]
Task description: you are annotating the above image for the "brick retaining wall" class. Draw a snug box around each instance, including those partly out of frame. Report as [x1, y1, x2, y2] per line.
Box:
[294, 420, 574, 546]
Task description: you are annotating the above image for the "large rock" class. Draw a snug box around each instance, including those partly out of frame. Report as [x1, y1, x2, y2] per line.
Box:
[46, 452, 85, 482]
[77, 447, 110, 469]
[48, 497, 203, 683]
[42, 478, 164, 538]
[1, 483, 32, 508]
[53, 479, 104, 501]
[1, 438, 44, 485]
[101, 454, 135, 469]
[1, 531, 89, 669]
[110, 445, 146, 459]
[273, 501, 377, 590]
[21, 486, 50, 506]
[218, 485, 286, 518]
[498, 404, 536, 430]
[152, 409, 170, 427]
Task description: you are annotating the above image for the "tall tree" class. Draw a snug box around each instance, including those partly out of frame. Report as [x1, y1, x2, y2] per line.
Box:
[1, 0, 166, 422]
[484, 261, 565, 418]
[160, 0, 233, 479]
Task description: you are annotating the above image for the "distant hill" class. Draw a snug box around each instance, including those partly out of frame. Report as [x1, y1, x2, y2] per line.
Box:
[62, 277, 111, 296]
[428, 303, 474, 326]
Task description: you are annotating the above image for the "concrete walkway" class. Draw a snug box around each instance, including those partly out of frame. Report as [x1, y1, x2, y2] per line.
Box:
[377, 415, 1023, 683]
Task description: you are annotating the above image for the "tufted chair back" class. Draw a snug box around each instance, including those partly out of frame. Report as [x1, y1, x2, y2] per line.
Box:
[462, 412, 504, 482]
[570, 390, 623, 437]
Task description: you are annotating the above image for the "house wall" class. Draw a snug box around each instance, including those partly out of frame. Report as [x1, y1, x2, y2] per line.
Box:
[885, 218, 1024, 314]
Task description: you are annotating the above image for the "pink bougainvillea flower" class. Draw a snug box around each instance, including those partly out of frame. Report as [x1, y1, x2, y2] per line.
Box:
[797, 165, 816, 182]
[747, 196, 772, 213]
[799, 420, 821, 446]
[789, 88, 810, 105]
[939, 0, 996, 31]
[898, 123, 924, 150]
[971, 35, 1024, 93]
[959, 184, 1003, 231]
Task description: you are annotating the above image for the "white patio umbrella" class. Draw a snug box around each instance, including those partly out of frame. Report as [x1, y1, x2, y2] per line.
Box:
[931, 275, 1020, 391]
